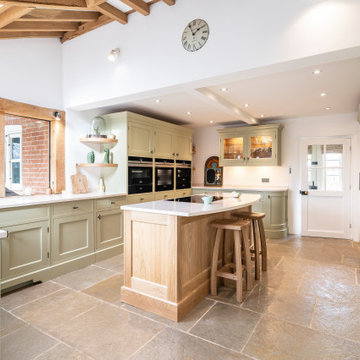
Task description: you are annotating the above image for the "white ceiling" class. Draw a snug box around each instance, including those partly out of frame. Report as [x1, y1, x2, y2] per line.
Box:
[101, 55, 360, 128]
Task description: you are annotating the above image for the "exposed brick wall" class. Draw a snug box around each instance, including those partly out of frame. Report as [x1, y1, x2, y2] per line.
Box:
[5, 115, 49, 195]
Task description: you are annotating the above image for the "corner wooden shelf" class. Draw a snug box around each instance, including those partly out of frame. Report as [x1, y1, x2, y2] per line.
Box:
[78, 163, 118, 168]
[80, 138, 118, 144]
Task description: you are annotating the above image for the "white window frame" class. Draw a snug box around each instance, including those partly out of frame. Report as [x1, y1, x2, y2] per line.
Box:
[5, 125, 23, 191]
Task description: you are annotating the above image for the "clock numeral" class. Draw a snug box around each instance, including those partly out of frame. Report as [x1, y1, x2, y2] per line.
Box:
[184, 40, 188, 46]
[203, 30, 208, 34]
[187, 43, 191, 50]
[201, 36, 206, 41]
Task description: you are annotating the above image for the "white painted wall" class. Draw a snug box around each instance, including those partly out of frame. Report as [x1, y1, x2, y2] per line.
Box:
[62, 0, 360, 110]
[192, 113, 360, 240]
[0, 38, 63, 109]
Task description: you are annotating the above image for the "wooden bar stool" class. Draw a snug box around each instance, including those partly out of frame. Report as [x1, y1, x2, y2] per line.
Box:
[232, 211, 267, 281]
[210, 218, 252, 302]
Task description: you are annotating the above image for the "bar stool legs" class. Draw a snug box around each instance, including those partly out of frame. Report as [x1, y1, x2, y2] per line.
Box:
[210, 219, 252, 303]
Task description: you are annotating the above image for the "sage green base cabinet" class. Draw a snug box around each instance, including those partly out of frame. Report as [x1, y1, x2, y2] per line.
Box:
[52, 214, 94, 265]
[192, 188, 288, 238]
[1, 221, 50, 280]
[218, 124, 282, 167]
[96, 209, 123, 251]
[0, 197, 124, 291]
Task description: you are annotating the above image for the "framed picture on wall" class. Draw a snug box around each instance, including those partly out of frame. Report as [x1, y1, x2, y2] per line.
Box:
[204, 156, 223, 187]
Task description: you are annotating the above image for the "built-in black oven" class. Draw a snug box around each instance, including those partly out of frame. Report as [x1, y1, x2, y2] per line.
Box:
[128, 156, 153, 194]
[176, 160, 191, 189]
[155, 158, 174, 192]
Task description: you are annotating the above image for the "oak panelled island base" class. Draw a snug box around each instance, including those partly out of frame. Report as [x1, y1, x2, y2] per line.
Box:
[120, 194, 260, 321]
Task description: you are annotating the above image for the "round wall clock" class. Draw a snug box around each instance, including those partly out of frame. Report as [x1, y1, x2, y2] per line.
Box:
[182, 18, 209, 52]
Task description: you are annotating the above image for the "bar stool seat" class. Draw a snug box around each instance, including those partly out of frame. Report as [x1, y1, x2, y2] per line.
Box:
[210, 218, 252, 302]
[232, 211, 267, 281]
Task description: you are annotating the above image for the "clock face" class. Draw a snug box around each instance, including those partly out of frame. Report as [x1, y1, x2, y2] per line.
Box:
[182, 19, 209, 52]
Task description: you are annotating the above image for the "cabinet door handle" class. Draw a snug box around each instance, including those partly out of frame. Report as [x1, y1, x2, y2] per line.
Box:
[176, 153, 179, 157]
[73, 206, 79, 210]
[150, 150, 154, 154]
[172, 152, 175, 156]
[97, 214, 102, 220]
[140, 198, 144, 201]
[110, 201, 115, 205]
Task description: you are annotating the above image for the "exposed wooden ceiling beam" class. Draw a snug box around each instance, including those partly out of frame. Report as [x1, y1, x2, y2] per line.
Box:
[0, 6, 33, 28]
[19, 9, 101, 22]
[161, 0, 175, 5]
[120, 0, 149, 16]
[1, 20, 79, 31]
[61, 13, 111, 42]
[85, 0, 106, 5]
[0, 0, 88, 10]
[0, 31, 64, 38]
[95, 3, 127, 24]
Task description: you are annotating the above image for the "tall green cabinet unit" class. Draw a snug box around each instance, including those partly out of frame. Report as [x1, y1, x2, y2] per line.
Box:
[218, 124, 282, 166]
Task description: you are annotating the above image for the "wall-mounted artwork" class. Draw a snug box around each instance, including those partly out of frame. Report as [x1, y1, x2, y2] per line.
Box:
[204, 156, 223, 187]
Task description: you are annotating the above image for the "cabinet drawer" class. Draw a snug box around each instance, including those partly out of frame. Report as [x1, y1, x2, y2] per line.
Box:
[0, 206, 49, 227]
[175, 189, 192, 198]
[53, 200, 93, 217]
[96, 196, 127, 211]
[127, 193, 154, 204]
[155, 191, 175, 201]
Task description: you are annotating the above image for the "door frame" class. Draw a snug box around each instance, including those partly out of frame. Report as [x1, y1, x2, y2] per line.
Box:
[300, 137, 352, 239]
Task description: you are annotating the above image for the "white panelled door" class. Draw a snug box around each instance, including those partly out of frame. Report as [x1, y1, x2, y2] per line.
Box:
[300, 138, 351, 239]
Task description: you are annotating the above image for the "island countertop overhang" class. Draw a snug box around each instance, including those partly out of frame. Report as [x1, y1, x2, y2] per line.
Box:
[121, 193, 261, 217]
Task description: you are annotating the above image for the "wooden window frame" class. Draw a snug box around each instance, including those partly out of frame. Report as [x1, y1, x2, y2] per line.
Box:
[0, 97, 65, 197]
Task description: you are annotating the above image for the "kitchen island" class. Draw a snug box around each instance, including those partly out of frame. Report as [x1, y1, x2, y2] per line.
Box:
[120, 193, 260, 321]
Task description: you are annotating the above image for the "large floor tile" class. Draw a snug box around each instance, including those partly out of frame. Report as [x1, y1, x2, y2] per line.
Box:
[53, 265, 116, 290]
[95, 254, 124, 273]
[1, 281, 64, 311]
[206, 285, 252, 306]
[1, 325, 58, 360]
[256, 268, 303, 291]
[34, 343, 93, 360]
[82, 273, 123, 306]
[296, 246, 342, 265]
[12, 288, 99, 332]
[244, 316, 360, 360]
[0, 309, 27, 337]
[299, 276, 360, 303]
[343, 254, 360, 268]
[312, 299, 360, 342]
[122, 298, 216, 332]
[51, 303, 164, 360]
[129, 327, 251, 360]
[189, 302, 261, 352]
[267, 243, 299, 258]
[242, 286, 315, 327]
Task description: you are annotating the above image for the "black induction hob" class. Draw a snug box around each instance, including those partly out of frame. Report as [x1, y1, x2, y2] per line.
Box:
[166, 195, 223, 203]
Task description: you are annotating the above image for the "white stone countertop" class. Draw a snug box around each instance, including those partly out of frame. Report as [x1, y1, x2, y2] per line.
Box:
[121, 193, 261, 217]
[0, 229, 8, 239]
[0, 192, 127, 210]
[192, 184, 288, 192]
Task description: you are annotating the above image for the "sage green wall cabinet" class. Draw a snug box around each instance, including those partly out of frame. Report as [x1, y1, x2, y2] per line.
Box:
[1, 221, 50, 280]
[174, 133, 192, 160]
[218, 124, 282, 166]
[192, 187, 288, 238]
[128, 121, 154, 157]
[154, 128, 174, 158]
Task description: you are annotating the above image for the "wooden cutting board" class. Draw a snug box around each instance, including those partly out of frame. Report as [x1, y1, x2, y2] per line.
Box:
[71, 166, 88, 194]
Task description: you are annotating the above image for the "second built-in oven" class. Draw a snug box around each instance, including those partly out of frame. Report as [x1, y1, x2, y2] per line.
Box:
[155, 158, 174, 192]
[176, 160, 191, 189]
[128, 156, 153, 194]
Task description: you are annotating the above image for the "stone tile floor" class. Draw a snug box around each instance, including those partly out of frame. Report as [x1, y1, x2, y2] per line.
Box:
[1, 236, 360, 360]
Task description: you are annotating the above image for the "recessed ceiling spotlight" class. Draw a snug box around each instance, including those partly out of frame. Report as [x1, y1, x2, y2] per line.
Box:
[108, 48, 120, 62]
[260, 114, 264, 118]
[210, 120, 214, 124]
[187, 111, 192, 115]
[155, 99, 161, 103]
[325, 107, 331, 111]
[244, 104, 249, 108]
[320, 92, 327, 97]
[221, 87, 229, 92]
[312, 69, 321, 75]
